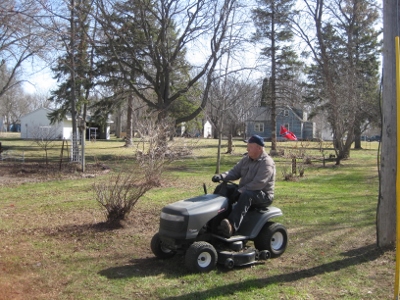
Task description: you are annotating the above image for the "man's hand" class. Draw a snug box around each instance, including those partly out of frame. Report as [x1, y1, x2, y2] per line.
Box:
[212, 174, 222, 182]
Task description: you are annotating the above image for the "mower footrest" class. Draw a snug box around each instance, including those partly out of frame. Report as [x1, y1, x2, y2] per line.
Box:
[212, 234, 248, 242]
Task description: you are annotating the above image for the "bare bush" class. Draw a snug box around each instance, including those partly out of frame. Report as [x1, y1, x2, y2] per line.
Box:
[93, 172, 152, 227]
[281, 165, 297, 181]
[135, 120, 170, 186]
[282, 141, 313, 178]
[93, 118, 199, 226]
[135, 118, 197, 186]
[30, 125, 63, 165]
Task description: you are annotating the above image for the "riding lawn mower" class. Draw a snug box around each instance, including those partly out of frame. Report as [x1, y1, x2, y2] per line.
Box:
[150, 181, 288, 273]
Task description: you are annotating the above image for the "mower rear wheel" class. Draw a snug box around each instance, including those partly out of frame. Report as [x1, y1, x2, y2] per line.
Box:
[151, 233, 176, 259]
[254, 222, 288, 258]
[185, 241, 218, 273]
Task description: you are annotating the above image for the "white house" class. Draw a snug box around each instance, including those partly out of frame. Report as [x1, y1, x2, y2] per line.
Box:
[20, 108, 112, 140]
[21, 108, 72, 140]
[203, 120, 212, 138]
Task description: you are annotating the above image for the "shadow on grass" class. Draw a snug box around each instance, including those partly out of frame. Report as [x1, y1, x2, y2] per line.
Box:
[160, 244, 386, 299]
[98, 255, 189, 278]
[41, 222, 126, 238]
[98, 244, 388, 299]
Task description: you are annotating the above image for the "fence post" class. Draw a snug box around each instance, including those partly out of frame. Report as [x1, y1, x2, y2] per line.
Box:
[291, 157, 296, 174]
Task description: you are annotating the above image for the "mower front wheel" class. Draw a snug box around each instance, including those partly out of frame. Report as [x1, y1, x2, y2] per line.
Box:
[185, 241, 218, 273]
[151, 233, 176, 259]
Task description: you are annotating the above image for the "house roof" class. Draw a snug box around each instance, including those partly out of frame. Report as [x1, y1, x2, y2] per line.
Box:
[277, 106, 304, 122]
[249, 107, 270, 121]
[247, 105, 305, 122]
[21, 107, 113, 123]
[20, 107, 54, 120]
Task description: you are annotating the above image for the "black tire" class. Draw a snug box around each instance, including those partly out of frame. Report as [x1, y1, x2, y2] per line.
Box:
[185, 241, 218, 273]
[254, 222, 288, 258]
[150, 233, 176, 259]
[224, 258, 234, 269]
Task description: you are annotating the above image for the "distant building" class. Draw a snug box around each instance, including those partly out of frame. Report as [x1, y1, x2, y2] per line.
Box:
[203, 120, 212, 138]
[20, 108, 112, 140]
[246, 106, 315, 141]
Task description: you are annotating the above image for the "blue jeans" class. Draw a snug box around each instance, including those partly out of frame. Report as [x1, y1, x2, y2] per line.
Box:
[228, 189, 272, 232]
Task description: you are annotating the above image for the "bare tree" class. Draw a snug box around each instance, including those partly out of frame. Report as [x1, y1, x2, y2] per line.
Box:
[207, 76, 260, 173]
[28, 89, 53, 110]
[293, 0, 380, 164]
[0, 62, 53, 131]
[93, 0, 243, 127]
[0, 82, 30, 131]
[0, 0, 51, 98]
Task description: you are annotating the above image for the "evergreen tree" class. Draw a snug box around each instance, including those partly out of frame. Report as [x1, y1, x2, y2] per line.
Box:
[252, 0, 301, 152]
[49, 0, 94, 163]
[92, 0, 147, 146]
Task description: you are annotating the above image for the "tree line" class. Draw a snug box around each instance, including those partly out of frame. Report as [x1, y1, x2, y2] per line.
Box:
[1, 0, 381, 152]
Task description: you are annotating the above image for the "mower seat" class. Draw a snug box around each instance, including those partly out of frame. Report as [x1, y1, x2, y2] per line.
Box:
[250, 205, 270, 213]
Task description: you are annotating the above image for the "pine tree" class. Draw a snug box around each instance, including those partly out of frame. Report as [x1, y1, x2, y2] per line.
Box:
[49, 0, 93, 164]
[252, 0, 301, 152]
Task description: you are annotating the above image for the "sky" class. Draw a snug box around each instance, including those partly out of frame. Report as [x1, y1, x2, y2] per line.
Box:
[21, 54, 57, 95]
[23, 68, 56, 95]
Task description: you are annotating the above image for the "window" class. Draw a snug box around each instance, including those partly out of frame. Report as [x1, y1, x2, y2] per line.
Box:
[284, 110, 289, 117]
[254, 122, 264, 133]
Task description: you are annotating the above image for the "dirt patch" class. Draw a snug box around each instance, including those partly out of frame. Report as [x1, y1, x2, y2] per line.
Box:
[0, 162, 110, 187]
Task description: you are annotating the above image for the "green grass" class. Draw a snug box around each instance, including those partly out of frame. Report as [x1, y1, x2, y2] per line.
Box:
[0, 133, 394, 300]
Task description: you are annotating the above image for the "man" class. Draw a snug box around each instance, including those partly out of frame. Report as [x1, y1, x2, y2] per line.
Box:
[212, 135, 276, 238]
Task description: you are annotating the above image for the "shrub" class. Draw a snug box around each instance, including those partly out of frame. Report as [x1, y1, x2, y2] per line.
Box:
[93, 172, 153, 227]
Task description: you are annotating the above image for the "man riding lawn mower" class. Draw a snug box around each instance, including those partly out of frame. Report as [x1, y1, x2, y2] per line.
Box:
[150, 135, 288, 272]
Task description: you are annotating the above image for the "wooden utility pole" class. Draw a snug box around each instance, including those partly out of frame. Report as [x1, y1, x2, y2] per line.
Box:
[377, 0, 398, 247]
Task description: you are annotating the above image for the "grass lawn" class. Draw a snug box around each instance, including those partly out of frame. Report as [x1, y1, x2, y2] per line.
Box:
[0, 133, 395, 300]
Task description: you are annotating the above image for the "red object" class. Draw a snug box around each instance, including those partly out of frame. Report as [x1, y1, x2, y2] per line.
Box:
[279, 125, 297, 141]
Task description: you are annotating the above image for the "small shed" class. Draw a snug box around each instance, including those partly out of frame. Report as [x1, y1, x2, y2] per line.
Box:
[21, 108, 71, 140]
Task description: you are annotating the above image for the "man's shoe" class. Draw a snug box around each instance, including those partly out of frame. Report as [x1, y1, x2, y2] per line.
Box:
[219, 219, 233, 238]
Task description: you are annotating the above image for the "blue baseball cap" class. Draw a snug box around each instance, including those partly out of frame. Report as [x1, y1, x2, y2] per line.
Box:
[246, 135, 265, 147]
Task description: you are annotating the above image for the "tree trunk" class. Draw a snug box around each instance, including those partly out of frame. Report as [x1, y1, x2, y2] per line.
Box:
[271, 9, 277, 154]
[125, 95, 133, 147]
[215, 130, 222, 174]
[377, 0, 397, 247]
[226, 131, 233, 154]
[70, 0, 79, 162]
[115, 108, 122, 138]
[354, 119, 362, 149]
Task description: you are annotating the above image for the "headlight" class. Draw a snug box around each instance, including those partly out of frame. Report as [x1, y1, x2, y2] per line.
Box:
[161, 212, 184, 222]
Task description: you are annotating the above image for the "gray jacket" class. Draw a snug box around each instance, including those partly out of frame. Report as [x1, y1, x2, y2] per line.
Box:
[221, 151, 276, 199]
